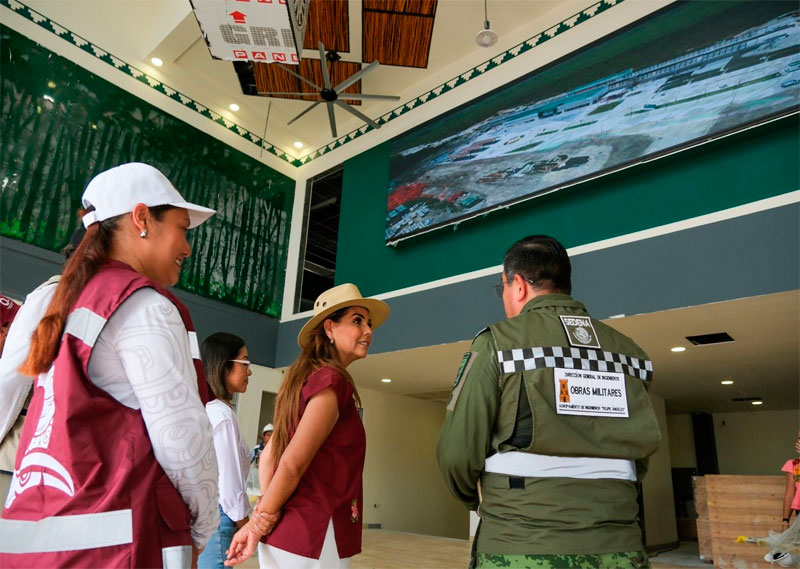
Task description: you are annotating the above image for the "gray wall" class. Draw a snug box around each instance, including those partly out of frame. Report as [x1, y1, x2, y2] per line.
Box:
[276, 204, 799, 366]
[1, 237, 280, 366]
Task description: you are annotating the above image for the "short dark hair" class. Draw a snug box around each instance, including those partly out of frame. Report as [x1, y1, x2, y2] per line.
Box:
[503, 235, 572, 294]
[201, 332, 246, 402]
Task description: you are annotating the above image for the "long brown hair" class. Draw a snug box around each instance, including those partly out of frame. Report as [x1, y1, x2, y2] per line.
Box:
[270, 308, 361, 465]
[20, 205, 173, 376]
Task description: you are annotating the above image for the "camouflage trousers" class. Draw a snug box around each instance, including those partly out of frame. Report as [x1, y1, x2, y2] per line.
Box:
[475, 551, 650, 568]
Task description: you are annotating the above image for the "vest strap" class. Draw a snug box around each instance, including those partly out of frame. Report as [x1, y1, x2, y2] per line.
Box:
[0, 509, 132, 553]
[484, 451, 636, 481]
[496, 346, 652, 381]
[64, 307, 107, 348]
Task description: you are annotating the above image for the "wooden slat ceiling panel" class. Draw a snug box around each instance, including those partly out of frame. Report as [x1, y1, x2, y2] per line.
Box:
[253, 60, 363, 105]
[363, 0, 437, 16]
[303, 0, 349, 53]
[362, 10, 436, 68]
[363, 0, 437, 68]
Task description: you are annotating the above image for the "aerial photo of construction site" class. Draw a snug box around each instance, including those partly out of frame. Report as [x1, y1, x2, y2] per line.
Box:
[385, 2, 800, 242]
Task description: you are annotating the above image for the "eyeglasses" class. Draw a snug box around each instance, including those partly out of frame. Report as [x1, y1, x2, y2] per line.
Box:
[229, 359, 251, 369]
[494, 275, 536, 298]
[493, 279, 509, 299]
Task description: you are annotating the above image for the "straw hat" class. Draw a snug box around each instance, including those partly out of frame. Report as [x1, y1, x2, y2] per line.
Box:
[297, 283, 389, 348]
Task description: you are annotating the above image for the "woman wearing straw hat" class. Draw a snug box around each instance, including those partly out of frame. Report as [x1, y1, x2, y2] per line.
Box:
[225, 283, 389, 568]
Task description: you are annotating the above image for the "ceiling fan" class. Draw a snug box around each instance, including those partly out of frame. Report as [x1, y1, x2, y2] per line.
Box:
[258, 42, 401, 139]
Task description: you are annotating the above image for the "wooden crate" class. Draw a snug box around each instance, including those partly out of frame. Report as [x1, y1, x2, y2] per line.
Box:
[694, 476, 713, 563]
[704, 475, 785, 569]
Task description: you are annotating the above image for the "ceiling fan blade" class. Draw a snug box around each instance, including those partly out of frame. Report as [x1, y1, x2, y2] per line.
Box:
[275, 62, 322, 91]
[338, 93, 401, 101]
[257, 92, 322, 97]
[318, 42, 331, 90]
[334, 100, 380, 130]
[327, 101, 338, 138]
[333, 61, 379, 94]
[287, 100, 322, 126]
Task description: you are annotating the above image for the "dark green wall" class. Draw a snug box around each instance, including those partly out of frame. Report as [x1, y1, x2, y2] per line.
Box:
[337, 115, 799, 296]
[0, 25, 294, 317]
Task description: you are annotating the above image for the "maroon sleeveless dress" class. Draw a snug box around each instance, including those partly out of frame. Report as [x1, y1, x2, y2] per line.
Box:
[264, 366, 366, 559]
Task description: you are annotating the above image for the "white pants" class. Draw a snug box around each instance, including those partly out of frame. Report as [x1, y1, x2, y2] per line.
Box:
[258, 518, 350, 569]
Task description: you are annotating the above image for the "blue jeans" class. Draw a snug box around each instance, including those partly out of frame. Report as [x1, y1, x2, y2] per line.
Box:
[198, 506, 237, 569]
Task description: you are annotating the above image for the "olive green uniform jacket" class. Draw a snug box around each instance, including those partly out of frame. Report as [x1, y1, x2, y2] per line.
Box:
[436, 294, 661, 557]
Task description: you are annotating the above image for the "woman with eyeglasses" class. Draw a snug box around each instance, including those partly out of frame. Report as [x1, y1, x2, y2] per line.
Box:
[198, 332, 254, 569]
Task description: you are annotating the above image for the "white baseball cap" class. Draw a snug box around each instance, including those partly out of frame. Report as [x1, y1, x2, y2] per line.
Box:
[81, 163, 216, 229]
[263, 423, 274, 433]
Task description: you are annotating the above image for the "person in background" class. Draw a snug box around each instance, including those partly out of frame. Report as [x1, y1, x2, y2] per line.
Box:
[252, 424, 274, 466]
[198, 332, 254, 569]
[0, 226, 85, 510]
[225, 283, 390, 568]
[437, 235, 661, 569]
[0, 296, 20, 356]
[781, 430, 800, 530]
[0, 162, 219, 568]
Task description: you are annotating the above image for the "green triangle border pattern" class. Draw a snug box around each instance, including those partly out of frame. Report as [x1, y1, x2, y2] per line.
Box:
[1, 0, 625, 168]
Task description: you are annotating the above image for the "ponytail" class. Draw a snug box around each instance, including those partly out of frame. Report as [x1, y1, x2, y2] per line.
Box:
[20, 216, 119, 376]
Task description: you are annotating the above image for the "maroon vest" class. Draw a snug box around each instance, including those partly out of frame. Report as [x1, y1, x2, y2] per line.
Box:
[264, 366, 366, 559]
[0, 260, 213, 568]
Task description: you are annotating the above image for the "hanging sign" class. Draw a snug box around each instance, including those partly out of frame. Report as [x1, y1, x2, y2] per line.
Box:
[190, 0, 310, 64]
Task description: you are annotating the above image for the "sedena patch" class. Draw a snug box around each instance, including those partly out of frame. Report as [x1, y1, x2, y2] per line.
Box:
[447, 351, 476, 411]
[559, 315, 601, 349]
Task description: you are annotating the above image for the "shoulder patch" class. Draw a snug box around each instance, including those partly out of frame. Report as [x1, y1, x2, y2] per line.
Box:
[559, 315, 601, 349]
[447, 351, 477, 411]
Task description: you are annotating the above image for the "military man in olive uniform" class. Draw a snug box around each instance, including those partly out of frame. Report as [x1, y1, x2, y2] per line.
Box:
[437, 235, 661, 569]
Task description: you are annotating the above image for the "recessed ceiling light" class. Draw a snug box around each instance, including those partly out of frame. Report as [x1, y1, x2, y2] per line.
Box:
[150, 57, 163, 67]
[720, 379, 734, 385]
[293, 141, 304, 148]
[229, 103, 240, 112]
[670, 346, 686, 352]
[381, 378, 392, 383]
[751, 400, 763, 405]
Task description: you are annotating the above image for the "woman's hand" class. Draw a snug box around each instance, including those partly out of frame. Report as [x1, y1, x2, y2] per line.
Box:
[249, 509, 281, 535]
[224, 511, 281, 566]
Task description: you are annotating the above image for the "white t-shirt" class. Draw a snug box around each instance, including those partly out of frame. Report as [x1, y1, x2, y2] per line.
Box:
[85, 287, 219, 548]
[205, 399, 251, 522]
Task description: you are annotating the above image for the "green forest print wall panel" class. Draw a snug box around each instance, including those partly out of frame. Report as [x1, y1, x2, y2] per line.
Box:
[0, 25, 293, 317]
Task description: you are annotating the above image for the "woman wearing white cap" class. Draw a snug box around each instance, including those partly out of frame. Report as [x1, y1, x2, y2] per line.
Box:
[0, 163, 219, 568]
[225, 284, 389, 568]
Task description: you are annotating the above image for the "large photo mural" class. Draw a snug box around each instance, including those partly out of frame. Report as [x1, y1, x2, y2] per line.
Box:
[0, 25, 294, 317]
[386, 0, 800, 243]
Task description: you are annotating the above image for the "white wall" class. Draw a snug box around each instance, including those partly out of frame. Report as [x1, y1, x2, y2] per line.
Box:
[714, 409, 799, 475]
[666, 414, 697, 469]
[643, 393, 678, 548]
[236, 364, 284, 448]
[359, 388, 468, 539]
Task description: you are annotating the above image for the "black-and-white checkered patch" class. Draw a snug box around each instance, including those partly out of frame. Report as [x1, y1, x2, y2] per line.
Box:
[496, 346, 653, 381]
